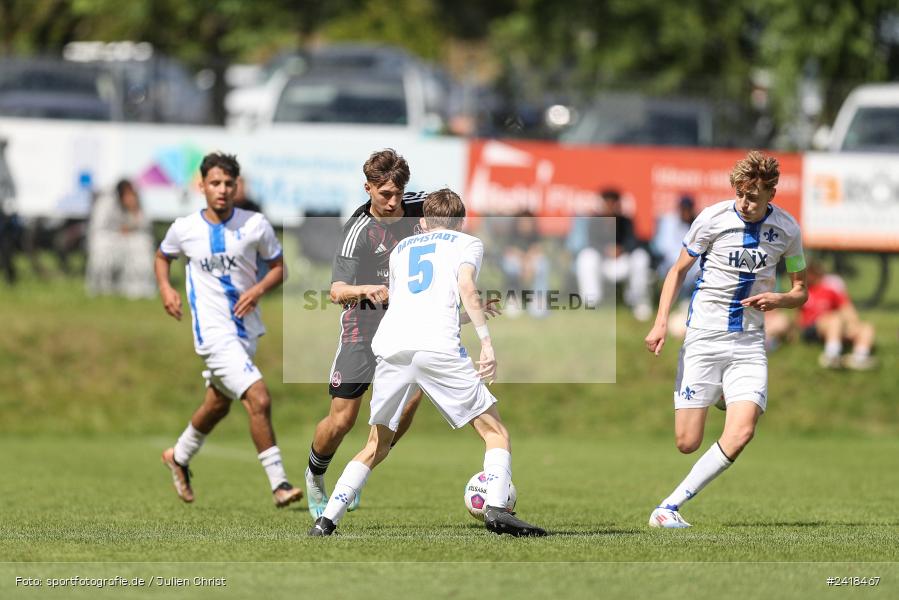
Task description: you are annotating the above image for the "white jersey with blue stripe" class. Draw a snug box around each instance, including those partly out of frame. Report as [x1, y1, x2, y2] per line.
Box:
[372, 229, 484, 359]
[160, 208, 283, 352]
[683, 200, 804, 332]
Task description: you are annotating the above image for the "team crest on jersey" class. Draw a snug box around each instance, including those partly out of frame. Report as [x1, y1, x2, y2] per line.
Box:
[728, 249, 768, 272]
[763, 228, 778, 243]
[330, 371, 342, 387]
[412, 223, 423, 235]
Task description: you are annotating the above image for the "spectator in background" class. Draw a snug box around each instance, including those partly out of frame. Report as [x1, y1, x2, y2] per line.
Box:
[652, 195, 699, 283]
[501, 211, 549, 317]
[234, 176, 262, 213]
[575, 188, 652, 321]
[86, 179, 155, 298]
[651, 195, 700, 337]
[766, 260, 877, 370]
[0, 201, 18, 284]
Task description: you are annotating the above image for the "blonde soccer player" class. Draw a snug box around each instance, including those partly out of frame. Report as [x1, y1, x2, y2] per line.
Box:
[644, 151, 808, 528]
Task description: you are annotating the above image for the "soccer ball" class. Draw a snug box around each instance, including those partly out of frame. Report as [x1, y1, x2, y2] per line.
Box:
[463, 471, 517, 521]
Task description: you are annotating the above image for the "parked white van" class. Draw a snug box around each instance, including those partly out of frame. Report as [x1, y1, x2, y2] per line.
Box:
[822, 83, 899, 152]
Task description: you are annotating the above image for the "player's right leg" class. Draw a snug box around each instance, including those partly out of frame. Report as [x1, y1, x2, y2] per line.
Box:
[162, 385, 231, 503]
[414, 350, 544, 537]
[469, 406, 546, 537]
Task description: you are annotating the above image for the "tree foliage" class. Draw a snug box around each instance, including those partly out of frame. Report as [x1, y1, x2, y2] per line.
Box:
[1, 0, 897, 135]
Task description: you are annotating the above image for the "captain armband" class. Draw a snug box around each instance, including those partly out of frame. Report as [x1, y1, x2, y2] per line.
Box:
[785, 254, 806, 273]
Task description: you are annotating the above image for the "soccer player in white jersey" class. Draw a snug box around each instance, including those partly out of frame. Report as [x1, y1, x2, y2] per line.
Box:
[155, 152, 303, 508]
[309, 189, 546, 537]
[644, 151, 808, 528]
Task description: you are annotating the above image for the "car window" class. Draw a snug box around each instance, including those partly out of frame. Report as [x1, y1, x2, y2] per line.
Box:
[274, 78, 407, 125]
[842, 107, 899, 151]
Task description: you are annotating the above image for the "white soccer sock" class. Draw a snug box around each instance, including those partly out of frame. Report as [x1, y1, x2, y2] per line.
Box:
[173, 423, 206, 466]
[660, 442, 733, 510]
[322, 461, 371, 524]
[483, 448, 512, 509]
[258, 446, 288, 491]
[824, 340, 842, 358]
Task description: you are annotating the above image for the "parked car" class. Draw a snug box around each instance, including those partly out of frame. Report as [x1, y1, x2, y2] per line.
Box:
[560, 93, 714, 147]
[0, 58, 112, 121]
[0, 46, 212, 124]
[821, 83, 899, 152]
[228, 44, 452, 133]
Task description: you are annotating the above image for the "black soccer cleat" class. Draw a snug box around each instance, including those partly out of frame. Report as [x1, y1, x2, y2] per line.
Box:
[484, 506, 547, 537]
[308, 516, 336, 537]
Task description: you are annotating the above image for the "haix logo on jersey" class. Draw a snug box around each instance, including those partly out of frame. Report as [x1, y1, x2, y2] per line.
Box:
[199, 254, 238, 276]
[728, 249, 768, 272]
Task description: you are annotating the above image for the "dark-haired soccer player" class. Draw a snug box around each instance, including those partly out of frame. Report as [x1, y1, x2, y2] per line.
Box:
[156, 152, 303, 508]
[304, 149, 428, 518]
[310, 188, 544, 537]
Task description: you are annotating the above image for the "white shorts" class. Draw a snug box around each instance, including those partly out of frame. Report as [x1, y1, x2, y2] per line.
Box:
[673, 328, 768, 412]
[200, 336, 262, 401]
[370, 350, 497, 431]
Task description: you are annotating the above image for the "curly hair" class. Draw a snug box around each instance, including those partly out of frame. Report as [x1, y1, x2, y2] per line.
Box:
[729, 151, 779, 197]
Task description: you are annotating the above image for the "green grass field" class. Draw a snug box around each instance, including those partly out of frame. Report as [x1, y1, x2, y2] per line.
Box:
[1, 254, 898, 599]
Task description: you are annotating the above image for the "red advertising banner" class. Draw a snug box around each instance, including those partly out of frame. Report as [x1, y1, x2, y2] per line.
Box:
[465, 139, 803, 239]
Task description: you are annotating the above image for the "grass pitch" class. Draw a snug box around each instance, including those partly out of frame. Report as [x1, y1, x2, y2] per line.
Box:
[2, 255, 898, 598]
[2, 432, 898, 598]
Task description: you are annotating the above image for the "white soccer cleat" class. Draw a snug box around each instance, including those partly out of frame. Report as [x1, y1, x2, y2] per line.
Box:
[305, 467, 329, 519]
[649, 506, 692, 529]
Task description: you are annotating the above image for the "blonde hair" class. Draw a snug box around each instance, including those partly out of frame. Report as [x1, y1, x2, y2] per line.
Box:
[423, 188, 465, 230]
[730, 150, 779, 197]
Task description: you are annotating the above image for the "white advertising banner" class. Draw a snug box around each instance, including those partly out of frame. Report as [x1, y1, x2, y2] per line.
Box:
[802, 152, 899, 251]
[0, 118, 466, 224]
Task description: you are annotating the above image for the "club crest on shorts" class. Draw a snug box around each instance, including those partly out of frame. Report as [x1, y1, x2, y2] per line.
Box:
[330, 371, 342, 387]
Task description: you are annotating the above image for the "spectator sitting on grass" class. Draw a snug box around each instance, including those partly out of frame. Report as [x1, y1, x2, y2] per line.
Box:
[765, 260, 877, 370]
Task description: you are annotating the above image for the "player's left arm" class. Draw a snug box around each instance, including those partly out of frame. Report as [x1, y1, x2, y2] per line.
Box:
[743, 228, 808, 311]
[742, 268, 807, 311]
[234, 219, 285, 318]
[234, 256, 284, 318]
